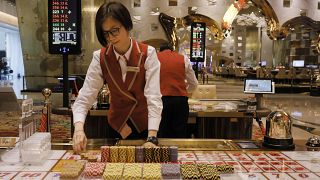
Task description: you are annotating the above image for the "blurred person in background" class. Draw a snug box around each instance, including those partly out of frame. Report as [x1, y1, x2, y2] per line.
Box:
[157, 42, 198, 138]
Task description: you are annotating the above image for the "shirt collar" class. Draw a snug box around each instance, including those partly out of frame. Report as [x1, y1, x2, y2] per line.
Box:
[113, 38, 132, 61]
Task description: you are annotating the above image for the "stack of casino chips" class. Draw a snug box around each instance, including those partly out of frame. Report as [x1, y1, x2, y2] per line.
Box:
[161, 163, 181, 179]
[216, 164, 234, 173]
[143, 146, 177, 163]
[109, 146, 119, 162]
[80, 152, 98, 162]
[118, 146, 127, 163]
[60, 160, 85, 179]
[198, 164, 220, 180]
[127, 146, 136, 163]
[142, 163, 161, 180]
[180, 164, 201, 179]
[169, 146, 178, 163]
[161, 146, 170, 162]
[52, 159, 75, 172]
[122, 163, 142, 179]
[143, 147, 154, 163]
[153, 147, 162, 163]
[83, 162, 106, 178]
[135, 146, 144, 163]
[100, 145, 179, 163]
[103, 163, 124, 180]
[101, 146, 110, 162]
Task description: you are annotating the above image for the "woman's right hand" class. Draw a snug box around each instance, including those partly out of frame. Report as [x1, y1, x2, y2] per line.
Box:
[72, 122, 87, 154]
[73, 130, 87, 154]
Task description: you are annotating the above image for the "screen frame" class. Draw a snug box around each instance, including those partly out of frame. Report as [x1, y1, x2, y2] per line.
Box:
[292, 60, 305, 68]
[48, 0, 82, 54]
[236, 142, 259, 149]
[244, 78, 274, 94]
[190, 22, 206, 62]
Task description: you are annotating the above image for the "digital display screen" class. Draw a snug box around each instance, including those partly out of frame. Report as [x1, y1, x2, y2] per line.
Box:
[48, 0, 81, 54]
[190, 22, 206, 62]
[244, 79, 273, 94]
[261, 60, 267, 66]
[292, 60, 304, 68]
[306, 64, 318, 69]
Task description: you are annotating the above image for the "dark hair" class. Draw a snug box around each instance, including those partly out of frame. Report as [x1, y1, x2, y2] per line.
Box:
[95, 2, 133, 46]
[159, 42, 173, 52]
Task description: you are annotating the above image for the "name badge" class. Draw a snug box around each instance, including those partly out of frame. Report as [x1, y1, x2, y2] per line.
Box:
[127, 66, 140, 72]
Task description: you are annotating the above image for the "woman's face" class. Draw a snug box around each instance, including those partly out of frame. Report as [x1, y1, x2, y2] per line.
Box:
[102, 17, 130, 50]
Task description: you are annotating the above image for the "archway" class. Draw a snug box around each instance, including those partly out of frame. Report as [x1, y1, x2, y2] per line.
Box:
[221, 0, 285, 40]
[159, 13, 223, 51]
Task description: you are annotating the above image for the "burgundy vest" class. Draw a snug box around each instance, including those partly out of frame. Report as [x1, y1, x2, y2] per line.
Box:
[99, 40, 148, 133]
[157, 50, 188, 96]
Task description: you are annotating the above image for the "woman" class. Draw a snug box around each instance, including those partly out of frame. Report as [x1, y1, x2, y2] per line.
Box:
[72, 2, 162, 153]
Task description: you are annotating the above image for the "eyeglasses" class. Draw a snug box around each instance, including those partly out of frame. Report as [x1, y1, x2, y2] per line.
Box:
[103, 27, 121, 38]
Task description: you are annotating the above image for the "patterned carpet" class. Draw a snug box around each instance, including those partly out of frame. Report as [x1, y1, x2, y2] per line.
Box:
[0, 111, 71, 139]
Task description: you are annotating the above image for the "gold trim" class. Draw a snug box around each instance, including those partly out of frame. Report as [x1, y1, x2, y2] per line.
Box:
[103, 47, 138, 132]
[221, 0, 282, 40]
[159, 13, 223, 51]
[127, 41, 143, 133]
[282, 16, 320, 54]
[159, 0, 320, 44]
[250, 0, 284, 40]
[182, 14, 223, 40]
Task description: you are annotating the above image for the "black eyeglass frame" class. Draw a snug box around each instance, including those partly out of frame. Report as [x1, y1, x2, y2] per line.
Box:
[103, 27, 121, 38]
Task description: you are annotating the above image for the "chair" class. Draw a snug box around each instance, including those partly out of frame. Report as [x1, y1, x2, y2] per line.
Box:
[297, 68, 310, 80]
[221, 67, 229, 77]
[287, 68, 297, 84]
[265, 68, 273, 79]
[275, 68, 288, 83]
[234, 68, 247, 79]
[256, 68, 265, 79]
[228, 68, 235, 78]
[191, 85, 217, 99]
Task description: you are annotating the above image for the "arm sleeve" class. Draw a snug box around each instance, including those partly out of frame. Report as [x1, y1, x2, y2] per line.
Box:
[72, 50, 104, 124]
[184, 55, 198, 93]
[144, 46, 163, 131]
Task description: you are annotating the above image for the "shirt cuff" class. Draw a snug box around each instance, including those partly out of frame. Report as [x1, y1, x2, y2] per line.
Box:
[148, 117, 160, 131]
[73, 113, 87, 125]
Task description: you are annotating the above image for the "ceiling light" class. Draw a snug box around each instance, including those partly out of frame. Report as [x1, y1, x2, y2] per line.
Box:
[150, 7, 160, 16]
[207, 0, 217, 5]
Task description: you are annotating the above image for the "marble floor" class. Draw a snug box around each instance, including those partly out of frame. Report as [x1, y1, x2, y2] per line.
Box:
[211, 76, 320, 141]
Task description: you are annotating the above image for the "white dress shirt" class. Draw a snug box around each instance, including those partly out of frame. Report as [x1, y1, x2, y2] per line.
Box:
[115, 43, 131, 82]
[183, 55, 198, 93]
[72, 40, 163, 131]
